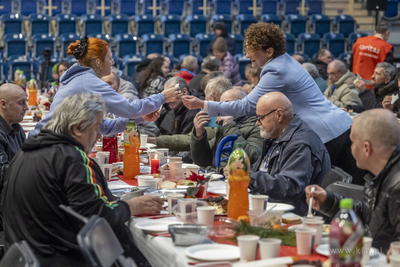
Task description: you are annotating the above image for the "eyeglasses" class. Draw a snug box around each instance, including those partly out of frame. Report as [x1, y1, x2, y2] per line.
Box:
[327, 71, 339, 76]
[257, 109, 277, 124]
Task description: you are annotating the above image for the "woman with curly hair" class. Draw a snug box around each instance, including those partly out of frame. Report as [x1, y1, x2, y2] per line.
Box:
[182, 22, 359, 181]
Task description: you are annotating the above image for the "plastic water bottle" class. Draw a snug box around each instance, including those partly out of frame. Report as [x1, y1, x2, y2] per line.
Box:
[330, 198, 364, 267]
[123, 120, 140, 179]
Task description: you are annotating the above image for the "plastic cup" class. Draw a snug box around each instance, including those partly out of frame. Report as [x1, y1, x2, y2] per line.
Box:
[167, 193, 185, 215]
[361, 236, 373, 265]
[237, 235, 260, 262]
[392, 241, 400, 255]
[186, 166, 200, 176]
[169, 161, 183, 169]
[390, 254, 400, 267]
[169, 157, 182, 163]
[295, 227, 316, 255]
[96, 151, 110, 164]
[302, 216, 324, 222]
[142, 178, 158, 190]
[90, 157, 99, 165]
[197, 206, 216, 225]
[140, 134, 148, 147]
[302, 219, 324, 246]
[136, 175, 154, 186]
[251, 195, 269, 211]
[178, 198, 197, 214]
[259, 238, 282, 259]
[100, 164, 112, 181]
[157, 148, 169, 166]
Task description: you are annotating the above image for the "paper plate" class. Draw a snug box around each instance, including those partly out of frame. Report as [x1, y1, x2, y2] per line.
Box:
[210, 174, 224, 181]
[315, 244, 379, 258]
[182, 163, 200, 169]
[140, 144, 157, 149]
[185, 244, 240, 261]
[267, 203, 295, 212]
[135, 220, 181, 234]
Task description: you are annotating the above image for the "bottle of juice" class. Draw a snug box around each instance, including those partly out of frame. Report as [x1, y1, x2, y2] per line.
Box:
[17, 72, 26, 90]
[28, 79, 38, 106]
[330, 198, 364, 267]
[227, 143, 250, 220]
[123, 120, 140, 179]
[103, 134, 118, 164]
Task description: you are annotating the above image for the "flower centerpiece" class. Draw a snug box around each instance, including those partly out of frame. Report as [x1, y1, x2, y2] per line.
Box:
[186, 172, 211, 198]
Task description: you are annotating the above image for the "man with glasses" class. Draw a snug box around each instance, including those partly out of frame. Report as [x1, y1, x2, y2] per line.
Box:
[224, 92, 331, 215]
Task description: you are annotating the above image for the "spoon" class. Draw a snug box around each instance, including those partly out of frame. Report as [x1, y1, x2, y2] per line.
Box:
[307, 187, 315, 217]
[256, 204, 277, 219]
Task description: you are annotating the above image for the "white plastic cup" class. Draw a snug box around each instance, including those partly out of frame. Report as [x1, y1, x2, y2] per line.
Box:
[136, 175, 154, 186]
[167, 193, 184, 215]
[169, 157, 182, 163]
[96, 151, 110, 164]
[361, 236, 373, 265]
[390, 254, 400, 267]
[237, 235, 260, 262]
[178, 198, 197, 214]
[295, 227, 317, 255]
[100, 164, 112, 181]
[258, 238, 282, 259]
[251, 195, 269, 211]
[140, 134, 148, 147]
[302, 216, 324, 223]
[197, 206, 216, 225]
[157, 148, 169, 165]
[186, 166, 200, 176]
[169, 161, 183, 169]
[90, 157, 99, 165]
[142, 178, 158, 190]
[302, 219, 324, 246]
[225, 180, 230, 197]
[392, 241, 400, 255]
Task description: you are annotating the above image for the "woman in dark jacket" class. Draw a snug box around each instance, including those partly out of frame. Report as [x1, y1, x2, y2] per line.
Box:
[207, 22, 236, 56]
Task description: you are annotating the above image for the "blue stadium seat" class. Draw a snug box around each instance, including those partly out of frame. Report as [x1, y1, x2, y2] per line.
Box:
[1, 14, 23, 35]
[168, 33, 192, 59]
[230, 34, 244, 55]
[236, 14, 257, 36]
[112, 0, 136, 16]
[323, 32, 345, 57]
[28, 14, 50, 36]
[179, 54, 203, 71]
[185, 15, 207, 38]
[32, 34, 56, 59]
[87, 33, 112, 42]
[307, 0, 323, 15]
[211, 15, 233, 34]
[70, 0, 89, 16]
[123, 55, 145, 77]
[56, 14, 78, 36]
[109, 14, 130, 37]
[160, 15, 182, 37]
[283, 0, 300, 15]
[0, 1, 12, 15]
[292, 53, 309, 62]
[115, 34, 139, 59]
[234, 54, 250, 80]
[113, 56, 123, 69]
[285, 33, 296, 54]
[135, 15, 156, 38]
[338, 52, 351, 62]
[212, 0, 233, 15]
[4, 33, 27, 59]
[142, 34, 165, 55]
[285, 14, 306, 37]
[36, 55, 61, 84]
[261, 0, 279, 15]
[143, 0, 162, 15]
[384, 0, 399, 18]
[298, 33, 320, 58]
[236, 0, 256, 15]
[81, 14, 103, 36]
[189, 0, 211, 15]
[348, 32, 368, 50]
[162, 0, 186, 15]
[8, 55, 35, 81]
[60, 33, 81, 59]
[261, 14, 283, 28]
[195, 33, 214, 58]
[45, 0, 62, 16]
[334, 15, 356, 38]
[309, 14, 331, 38]
[20, 0, 38, 16]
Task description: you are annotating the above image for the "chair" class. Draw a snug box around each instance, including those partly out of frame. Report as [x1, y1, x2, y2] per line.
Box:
[123, 55, 145, 77]
[236, 14, 257, 36]
[160, 15, 182, 38]
[309, 14, 331, 37]
[28, 14, 50, 36]
[168, 33, 192, 59]
[60, 33, 81, 59]
[8, 55, 35, 81]
[285, 33, 296, 54]
[69, 0, 90, 16]
[0, 240, 39, 267]
[323, 32, 345, 57]
[236, 0, 256, 15]
[298, 33, 320, 58]
[212, 0, 233, 15]
[114, 34, 139, 59]
[338, 52, 351, 66]
[261, 14, 283, 28]
[325, 182, 363, 202]
[283, 0, 300, 15]
[384, 0, 399, 18]
[285, 14, 306, 38]
[19, 0, 38, 16]
[37, 55, 61, 86]
[1, 13, 23, 35]
[307, 0, 323, 15]
[163, 0, 186, 15]
[4, 33, 28, 60]
[32, 34, 56, 59]
[142, 33, 165, 55]
[113, 56, 123, 70]
[81, 14, 103, 36]
[230, 34, 244, 55]
[143, 0, 162, 16]
[56, 14, 78, 36]
[215, 134, 238, 173]
[0, 1, 12, 15]
[320, 166, 352, 189]
[334, 15, 356, 38]
[185, 15, 207, 38]
[261, 0, 279, 15]
[134, 15, 156, 38]
[211, 14, 232, 34]
[87, 33, 112, 43]
[195, 33, 214, 58]
[117, 0, 137, 16]
[348, 32, 367, 50]
[108, 14, 130, 37]
[234, 54, 250, 80]
[189, 0, 211, 15]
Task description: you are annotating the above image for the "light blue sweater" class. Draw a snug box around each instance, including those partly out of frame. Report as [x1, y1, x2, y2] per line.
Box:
[30, 64, 166, 136]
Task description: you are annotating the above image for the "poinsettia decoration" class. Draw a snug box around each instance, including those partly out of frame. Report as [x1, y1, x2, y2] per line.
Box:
[186, 172, 211, 197]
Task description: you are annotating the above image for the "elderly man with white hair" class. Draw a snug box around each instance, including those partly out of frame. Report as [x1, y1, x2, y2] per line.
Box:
[175, 55, 198, 84]
[302, 62, 327, 93]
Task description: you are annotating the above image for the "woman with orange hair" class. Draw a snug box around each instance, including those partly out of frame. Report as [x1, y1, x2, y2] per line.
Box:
[31, 36, 178, 136]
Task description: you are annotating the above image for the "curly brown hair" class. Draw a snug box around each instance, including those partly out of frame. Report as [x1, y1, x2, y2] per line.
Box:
[244, 22, 286, 58]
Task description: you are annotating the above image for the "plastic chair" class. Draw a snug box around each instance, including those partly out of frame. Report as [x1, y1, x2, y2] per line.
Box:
[1, 13, 23, 35]
[108, 14, 130, 37]
[142, 34, 165, 55]
[236, 14, 257, 36]
[117, 0, 137, 16]
[81, 14, 103, 36]
[298, 33, 320, 58]
[348, 32, 367, 50]
[195, 33, 214, 58]
[236, 0, 255, 15]
[143, 0, 162, 16]
[320, 166, 353, 189]
[115, 34, 139, 59]
[8, 55, 35, 81]
[215, 134, 238, 173]
[325, 181, 363, 202]
[261, 0, 279, 15]
[285, 33, 296, 54]
[189, 0, 211, 15]
[69, 0, 89, 16]
[28, 13, 50, 36]
[211, 14, 232, 34]
[134, 15, 156, 38]
[283, 0, 300, 15]
[261, 14, 283, 28]
[60, 33, 81, 59]
[123, 55, 145, 77]
[3, 33, 28, 59]
[168, 33, 192, 59]
[334, 15, 356, 38]
[307, 0, 323, 15]
[234, 54, 250, 80]
[0, 1, 12, 15]
[0, 240, 39, 267]
[163, 0, 186, 15]
[185, 15, 207, 38]
[212, 0, 233, 15]
[310, 14, 331, 37]
[36, 55, 61, 86]
[160, 15, 182, 38]
[230, 34, 244, 56]
[323, 32, 345, 57]
[87, 33, 112, 43]
[285, 14, 306, 38]
[384, 0, 399, 18]
[56, 14, 78, 36]
[32, 33, 56, 59]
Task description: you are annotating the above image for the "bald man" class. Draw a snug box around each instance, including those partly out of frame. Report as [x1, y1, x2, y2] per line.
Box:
[0, 84, 28, 194]
[228, 92, 330, 215]
[175, 55, 198, 84]
[306, 109, 400, 253]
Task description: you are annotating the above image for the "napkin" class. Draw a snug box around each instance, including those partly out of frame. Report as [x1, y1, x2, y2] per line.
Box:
[391, 94, 399, 105]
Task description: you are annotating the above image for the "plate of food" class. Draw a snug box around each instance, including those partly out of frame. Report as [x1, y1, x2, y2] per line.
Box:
[135, 220, 181, 234]
[185, 244, 240, 261]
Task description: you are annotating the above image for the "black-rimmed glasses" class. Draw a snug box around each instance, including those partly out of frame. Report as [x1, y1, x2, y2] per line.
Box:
[257, 109, 278, 124]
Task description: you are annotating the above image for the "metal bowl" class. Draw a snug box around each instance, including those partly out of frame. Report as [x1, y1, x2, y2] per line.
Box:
[168, 224, 210, 246]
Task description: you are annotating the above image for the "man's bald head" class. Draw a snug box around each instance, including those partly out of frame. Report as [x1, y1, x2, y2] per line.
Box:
[0, 84, 25, 101]
[182, 55, 198, 73]
[257, 92, 293, 118]
[220, 88, 247, 102]
[0, 83, 28, 126]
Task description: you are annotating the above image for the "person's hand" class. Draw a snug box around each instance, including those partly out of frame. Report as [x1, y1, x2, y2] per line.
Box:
[181, 95, 205, 110]
[162, 83, 181, 103]
[193, 111, 210, 138]
[124, 195, 164, 216]
[387, 246, 392, 263]
[216, 116, 234, 126]
[223, 165, 229, 178]
[142, 110, 160, 121]
[382, 95, 394, 111]
[147, 137, 157, 145]
[355, 79, 367, 93]
[305, 185, 327, 211]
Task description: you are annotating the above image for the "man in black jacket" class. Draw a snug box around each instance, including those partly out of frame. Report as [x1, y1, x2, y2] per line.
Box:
[311, 49, 332, 80]
[2, 93, 163, 266]
[189, 56, 221, 98]
[306, 109, 400, 253]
